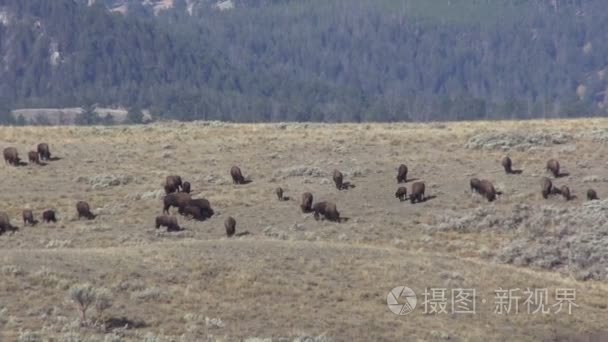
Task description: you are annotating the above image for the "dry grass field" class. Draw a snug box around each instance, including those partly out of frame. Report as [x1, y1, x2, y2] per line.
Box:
[1, 119, 608, 341]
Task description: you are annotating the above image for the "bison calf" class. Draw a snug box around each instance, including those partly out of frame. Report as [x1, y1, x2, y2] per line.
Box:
[28, 151, 40, 164]
[396, 164, 408, 183]
[230, 166, 246, 184]
[155, 215, 181, 232]
[22, 210, 36, 226]
[470, 178, 481, 193]
[546, 159, 560, 178]
[501, 156, 513, 174]
[225, 216, 236, 237]
[76, 201, 96, 220]
[181, 181, 191, 194]
[276, 187, 284, 201]
[395, 187, 407, 201]
[312, 201, 340, 222]
[37, 143, 51, 161]
[332, 169, 344, 190]
[300, 192, 313, 213]
[540, 177, 555, 199]
[42, 210, 57, 223]
[587, 189, 599, 201]
[410, 182, 426, 204]
[560, 186, 572, 201]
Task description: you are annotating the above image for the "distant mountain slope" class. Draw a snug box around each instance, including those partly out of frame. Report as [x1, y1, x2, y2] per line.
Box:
[1, 0, 607, 123]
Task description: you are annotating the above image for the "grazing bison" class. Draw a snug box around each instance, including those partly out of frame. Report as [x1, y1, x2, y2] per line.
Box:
[560, 186, 572, 201]
[164, 175, 183, 194]
[42, 210, 57, 223]
[0, 212, 18, 233]
[587, 189, 599, 201]
[540, 177, 554, 199]
[396, 164, 408, 183]
[470, 178, 481, 193]
[410, 182, 426, 204]
[501, 156, 513, 174]
[230, 166, 246, 184]
[76, 201, 96, 220]
[3, 147, 20, 166]
[180, 198, 214, 220]
[312, 201, 340, 222]
[276, 187, 284, 201]
[332, 169, 344, 190]
[163, 192, 191, 214]
[181, 181, 191, 194]
[22, 210, 35, 226]
[28, 151, 40, 164]
[546, 159, 560, 178]
[300, 192, 313, 213]
[395, 187, 407, 201]
[37, 143, 51, 161]
[155, 215, 181, 231]
[225, 216, 236, 237]
[478, 180, 497, 202]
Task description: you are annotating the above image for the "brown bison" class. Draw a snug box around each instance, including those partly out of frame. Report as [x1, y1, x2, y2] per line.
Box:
[478, 180, 497, 202]
[587, 189, 599, 201]
[180, 198, 214, 220]
[275, 187, 284, 201]
[76, 201, 96, 220]
[37, 143, 51, 161]
[312, 201, 340, 222]
[164, 175, 183, 194]
[163, 192, 192, 214]
[230, 166, 246, 184]
[42, 210, 57, 223]
[155, 215, 181, 231]
[540, 177, 554, 199]
[560, 186, 571, 201]
[470, 178, 481, 193]
[300, 192, 313, 213]
[3, 147, 20, 166]
[181, 181, 191, 194]
[0, 212, 18, 233]
[396, 164, 408, 183]
[28, 151, 40, 164]
[224, 216, 236, 237]
[395, 187, 407, 201]
[22, 210, 36, 226]
[501, 156, 513, 174]
[332, 169, 344, 190]
[546, 159, 560, 178]
[410, 182, 426, 204]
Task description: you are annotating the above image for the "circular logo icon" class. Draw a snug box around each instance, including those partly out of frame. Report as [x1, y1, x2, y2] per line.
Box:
[387, 286, 417, 315]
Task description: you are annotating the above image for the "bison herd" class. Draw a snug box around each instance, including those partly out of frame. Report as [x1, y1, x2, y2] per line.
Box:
[0, 142, 602, 237]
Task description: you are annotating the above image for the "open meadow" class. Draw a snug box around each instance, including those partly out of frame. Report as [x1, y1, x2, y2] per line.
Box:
[1, 119, 608, 341]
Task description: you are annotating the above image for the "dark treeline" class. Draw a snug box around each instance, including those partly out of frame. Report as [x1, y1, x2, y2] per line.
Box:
[1, 0, 607, 124]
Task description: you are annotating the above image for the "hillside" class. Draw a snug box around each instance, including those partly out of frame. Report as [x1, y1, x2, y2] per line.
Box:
[1, 0, 608, 123]
[1, 120, 608, 340]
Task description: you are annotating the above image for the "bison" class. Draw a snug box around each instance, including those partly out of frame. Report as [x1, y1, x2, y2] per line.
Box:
[22, 210, 36, 226]
[180, 198, 214, 220]
[546, 159, 560, 178]
[181, 181, 191, 194]
[230, 166, 246, 184]
[410, 182, 426, 204]
[37, 143, 51, 161]
[300, 192, 313, 213]
[28, 151, 40, 164]
[163, 192, 191, 214]
[42, 210, 57, 223]
[224, 216, 236, 237]
[332, 169, 344, 190]
[395, 187, 407, 201]
[478, 180, 497, 202]
[540, 177, 554, 199]
[3, 147, 20, 166]
[396, 164, 408, 183]
[501, 156, 513, 174]
[164, 175, 183, 194]
[76, 201, 96, 220]
[0, 212, 18, 233]
[155, 215, 181, 231]
[560, 185, 572, 201]
[312, 201, 340, 222]
[587, 189, 599, 201]
[275, 187, 284, 201]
